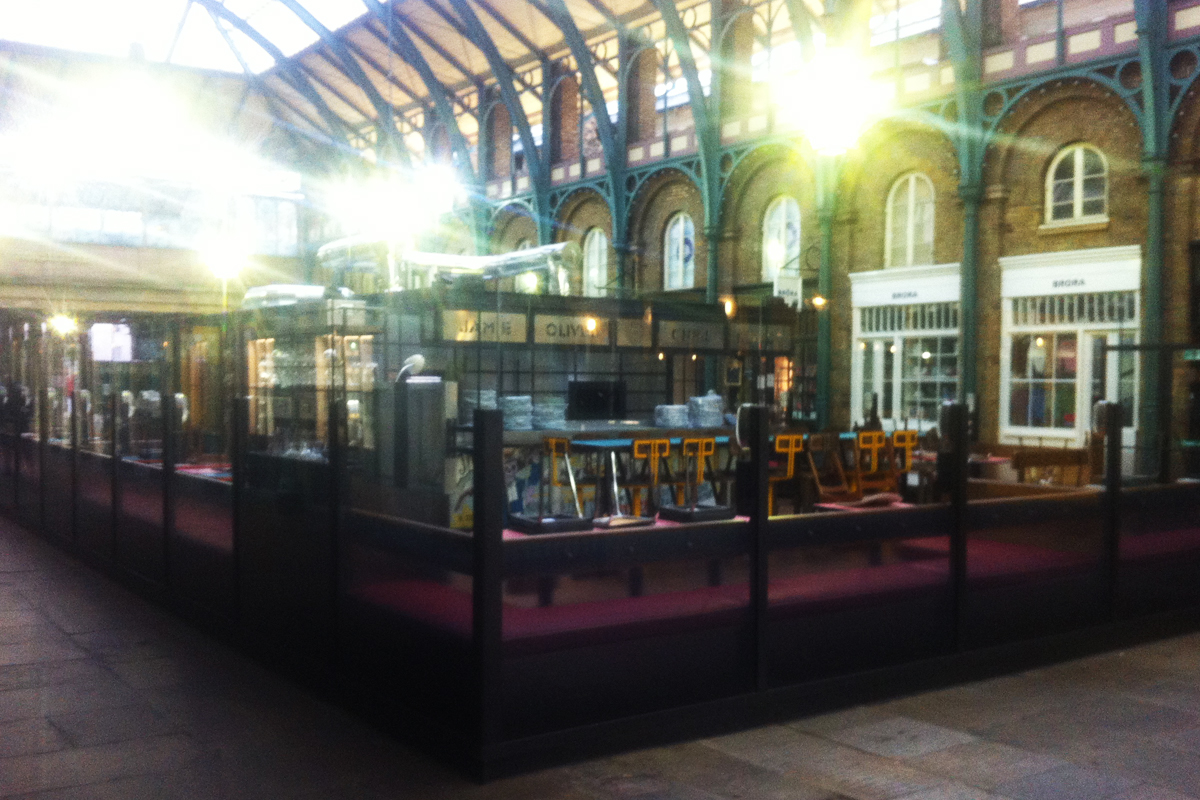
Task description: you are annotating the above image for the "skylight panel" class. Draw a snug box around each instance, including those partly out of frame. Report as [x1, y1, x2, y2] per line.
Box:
[225, 0, 321, 58]
[172, 9, 263, 73]
[0, 0, 190, 62]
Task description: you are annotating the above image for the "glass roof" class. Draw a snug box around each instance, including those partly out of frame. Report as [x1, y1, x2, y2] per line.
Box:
[0, 0, 369, 73]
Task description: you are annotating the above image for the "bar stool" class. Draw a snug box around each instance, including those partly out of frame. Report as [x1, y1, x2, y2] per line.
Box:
[768, 433, 806, 516]
[542, 437, 584, 517]
[890, 430, 919, 471]
[679, 437, 717, 504]
[856, 430, 896, 495]
[629, 438, 671, 517]
[507, 436, 593, 534]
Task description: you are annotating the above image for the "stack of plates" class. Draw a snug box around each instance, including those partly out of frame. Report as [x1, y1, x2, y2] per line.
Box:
[655, 404, 689, 428]
[501, 395, 533, 430]
[532, 397, 567, 430]
[459, 389, 497, 425]
[687, 392, 725, 429]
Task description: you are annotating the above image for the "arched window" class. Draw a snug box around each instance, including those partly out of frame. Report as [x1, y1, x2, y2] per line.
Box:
[1046, 144, 1107, 224]
[886, 173, 935, 268]
[514, 238, 538, 293]
[762, 196, 801, 282]
[583, 228, 608, 297]
[663, 212, 695, 290]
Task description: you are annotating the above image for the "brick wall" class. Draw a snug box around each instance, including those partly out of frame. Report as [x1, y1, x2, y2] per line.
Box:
[556, 190, 614, 295]
[628, 171, 706, 294]
[720, 145, 815, 290]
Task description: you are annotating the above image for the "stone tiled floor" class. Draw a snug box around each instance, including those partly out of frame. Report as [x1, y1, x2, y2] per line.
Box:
[2, 516, 1200, 800]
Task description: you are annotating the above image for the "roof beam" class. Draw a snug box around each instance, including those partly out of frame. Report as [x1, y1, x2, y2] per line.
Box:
[396, 11, 480, 83]
[442, 0, 543, 179]
[781, 0, 817, 56]
[534, 0, 617, 167]
[300, 53, 377, 121]
[342, 34, 424, 106]
[423, 0, 537, 94]
[195, 0, 357, 146]
[473, 0, 547, 62]
[359, 19, 470, 115]
[275, 0, 411, 166]
[360, 0, 478, 181]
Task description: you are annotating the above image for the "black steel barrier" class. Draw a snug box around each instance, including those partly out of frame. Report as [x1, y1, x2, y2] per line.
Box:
[4, 386, 1200, 779]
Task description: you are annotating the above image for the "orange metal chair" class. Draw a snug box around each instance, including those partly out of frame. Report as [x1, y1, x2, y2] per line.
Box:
[678, 437, 718, 507]
[856, 430, 896, 495]
[629, 438, 672, 517]
[890, 430, 919, 472]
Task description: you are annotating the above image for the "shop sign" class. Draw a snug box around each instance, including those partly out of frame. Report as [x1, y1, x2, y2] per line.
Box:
[533, 314, 609, 345]
[658, 320, 724, 350]
[730, 323, 793, 351]
[616, 318, 652, 348]
[773, 272, 802, 308]
[442, 310, 527, 343]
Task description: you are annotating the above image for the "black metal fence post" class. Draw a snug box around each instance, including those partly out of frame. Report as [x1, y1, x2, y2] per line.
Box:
[946, 402, 969, 650]
[163, 320, 180, 587]
[230, 314, 245, 620]
[472, 408, 504, 776]
[746, 405, 770, 691]
[1102, 401, 1124, 620]
[69, 388, 78, 544]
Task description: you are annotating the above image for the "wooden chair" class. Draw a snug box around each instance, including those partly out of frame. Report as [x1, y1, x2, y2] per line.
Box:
[806, 432, 859, 503]
[768, 433, 806, 516]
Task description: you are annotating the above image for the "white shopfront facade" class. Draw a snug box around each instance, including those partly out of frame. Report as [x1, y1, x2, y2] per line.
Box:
[999, 245, 1140, 450]
[850, 263, 961, 432]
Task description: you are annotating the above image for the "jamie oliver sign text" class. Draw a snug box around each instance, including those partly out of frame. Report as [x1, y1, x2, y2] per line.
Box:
[533, 314, 609, 345]
[442, 310, 528, 343]
[657, 320, 724, 350]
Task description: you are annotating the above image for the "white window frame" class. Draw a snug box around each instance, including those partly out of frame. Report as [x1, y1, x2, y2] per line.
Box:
[884, 172, 934, 268]
[850, 263, 961, 432]
[999, 247, 1140, 450]
[663, 212, 695, 290]
[1043, 144, 1108, 227]
[761, 195, 800, 282]
[582, 228, 608, 297]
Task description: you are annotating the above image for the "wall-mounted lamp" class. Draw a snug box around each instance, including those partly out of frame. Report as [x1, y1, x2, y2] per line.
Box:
[723, 298, 735, 318]
[585, 317, 597, 333]
[810, 295, 827, 310]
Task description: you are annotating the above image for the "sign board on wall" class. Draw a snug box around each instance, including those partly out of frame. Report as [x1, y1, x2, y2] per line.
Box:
[441, 310, 528, 343]
[533, 314, 610, 345]
[657, 320, 725, 350]
[849, 263, 962, 308]
[773, 272, 802, 308]
[999, 246, 1141, 298]
[730, 323, 793, 351]
[616, 319, 652, 348]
